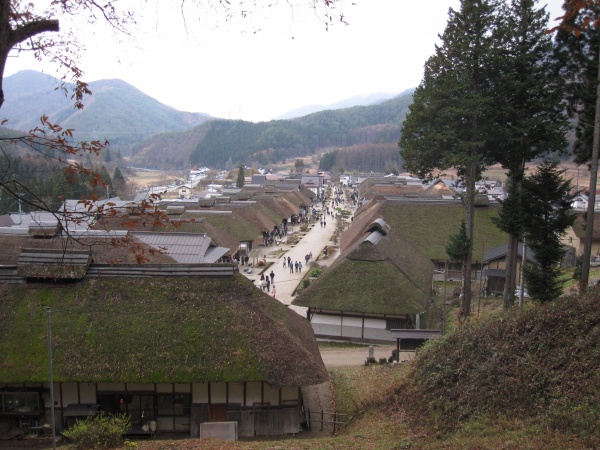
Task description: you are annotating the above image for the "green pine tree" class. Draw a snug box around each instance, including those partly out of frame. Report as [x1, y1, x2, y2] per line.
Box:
[236, 163, 245, 188]
[489, 0, 567, 308]
[554, 3, 600, 166]
[399, 0, 502, 319]
[522, 161, 575, 302]
[446, 220, 471, 262]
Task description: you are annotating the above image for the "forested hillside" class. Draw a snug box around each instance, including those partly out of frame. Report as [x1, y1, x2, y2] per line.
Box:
[131, 92, 414, 170]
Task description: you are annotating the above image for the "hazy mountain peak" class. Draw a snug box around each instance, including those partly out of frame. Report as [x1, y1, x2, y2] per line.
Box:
[274, 91, 402, 120]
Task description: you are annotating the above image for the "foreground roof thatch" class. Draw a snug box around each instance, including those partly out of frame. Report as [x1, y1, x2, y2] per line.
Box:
[0, 274, 327, 388]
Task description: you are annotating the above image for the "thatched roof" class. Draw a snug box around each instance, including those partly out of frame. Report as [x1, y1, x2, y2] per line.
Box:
[351, 201, 507, 261]
[17, 248, 91, 279]
[571, 212, 600, 239]
[340, 201, 384, 253]
[0, 235, 178, 267]
[0, 274, 327, 388]
[281, 190, 312, 209]
[293, 220, 434, 315]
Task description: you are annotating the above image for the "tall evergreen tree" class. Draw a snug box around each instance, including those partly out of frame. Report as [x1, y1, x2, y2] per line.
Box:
[112, 166, 125, 184]
[521, 161, 575, 302]
[399, 0, 501, 320]
[490, 0, 568, 308]
[236, 163, 245, 188]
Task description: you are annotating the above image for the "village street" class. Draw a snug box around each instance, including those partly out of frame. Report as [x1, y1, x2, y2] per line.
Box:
[240, 202, 414, 368]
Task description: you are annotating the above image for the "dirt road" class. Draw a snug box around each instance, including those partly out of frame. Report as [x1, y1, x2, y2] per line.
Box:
[319, 345, 413, 368]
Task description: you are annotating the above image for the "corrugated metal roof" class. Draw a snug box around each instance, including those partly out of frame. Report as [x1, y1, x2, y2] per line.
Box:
[131, 232, 229, 264]
[483, 243, 537, 264]
[363, 230, 384, 246]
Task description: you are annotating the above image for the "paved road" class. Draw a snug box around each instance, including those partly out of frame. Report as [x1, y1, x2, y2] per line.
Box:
[242, 204, 342, 316]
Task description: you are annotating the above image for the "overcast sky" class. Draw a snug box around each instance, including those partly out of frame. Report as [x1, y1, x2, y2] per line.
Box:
[5, 0, 565, 122]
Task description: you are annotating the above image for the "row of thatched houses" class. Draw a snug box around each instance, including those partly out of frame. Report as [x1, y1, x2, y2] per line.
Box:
[0, 183, 325, 440]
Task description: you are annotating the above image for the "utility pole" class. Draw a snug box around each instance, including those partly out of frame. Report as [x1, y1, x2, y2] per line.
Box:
[580, 50, 600, 292]
[45, 307, 57, 450]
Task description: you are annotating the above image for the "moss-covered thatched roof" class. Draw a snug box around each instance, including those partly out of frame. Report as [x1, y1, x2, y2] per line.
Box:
[293, 223, 433, 315]
[0, 275, 327, 388]
[352, 200, 507, 261]
[180, 212, 260, 243]
[281, 190, 311, 209]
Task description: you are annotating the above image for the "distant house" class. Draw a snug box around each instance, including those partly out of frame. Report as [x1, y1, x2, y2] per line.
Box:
[561, 212, 600, 258]
[177, 185, 193, 199]
[300, 174, 324, 200]
[571, 194, 588, 210]
[292, 218, 436, 346]
[251, 174, 267, 186]
[482, 243, 538, 296]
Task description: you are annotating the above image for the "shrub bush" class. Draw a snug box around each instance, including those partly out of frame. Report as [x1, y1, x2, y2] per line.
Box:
[303, 279, 311, 288]
[308, 268, 322, 278]
[62, 412, 131, 450]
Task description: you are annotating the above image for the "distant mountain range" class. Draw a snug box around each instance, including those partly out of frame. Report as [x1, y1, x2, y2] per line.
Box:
[274, 90, 415, 120]
[1, 70, 213, 155]
[1, 70, 415, 171]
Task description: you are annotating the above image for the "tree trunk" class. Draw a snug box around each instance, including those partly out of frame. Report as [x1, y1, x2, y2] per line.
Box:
[461, 161, 477, 320]
[503, 233, 518, 308]
[0, 0, 59, 110]
[580, 48, 600, 292]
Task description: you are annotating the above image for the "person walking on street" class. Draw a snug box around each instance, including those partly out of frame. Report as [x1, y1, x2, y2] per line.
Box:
[290, 262, 294, 273]
[299, 261, 303, 273]
[270, 271, 275, 283]
[283, 258, 286, 268]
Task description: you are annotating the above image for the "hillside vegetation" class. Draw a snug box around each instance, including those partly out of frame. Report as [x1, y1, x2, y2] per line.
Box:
[132, 93, 414, 170]
[396, 288, 600, 439]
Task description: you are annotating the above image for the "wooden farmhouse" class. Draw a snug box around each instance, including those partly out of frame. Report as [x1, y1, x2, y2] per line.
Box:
[0, 212, 327, 439]
[292, 218, 436, 346]
[482, 243, 538, 296]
